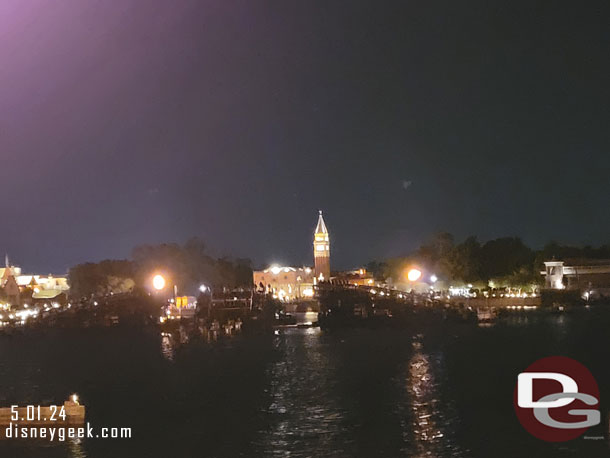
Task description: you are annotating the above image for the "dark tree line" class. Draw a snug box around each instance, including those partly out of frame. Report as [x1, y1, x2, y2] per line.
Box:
[69, 260, 136, 299]
[69, 238, 253, 299]
[367, 233, 610, 289]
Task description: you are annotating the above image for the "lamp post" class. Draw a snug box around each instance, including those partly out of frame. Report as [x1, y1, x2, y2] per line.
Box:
[405, 268, 422, 305]
[152, 274, 177, 300]
[199, 284, 213, 318]
[153, 274, 181, 320]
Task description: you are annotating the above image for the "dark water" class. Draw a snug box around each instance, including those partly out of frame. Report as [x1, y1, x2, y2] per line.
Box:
[1, 308, 610, 458]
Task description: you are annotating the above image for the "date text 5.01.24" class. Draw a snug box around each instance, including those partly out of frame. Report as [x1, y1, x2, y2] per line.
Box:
[11, 405, 67, 422]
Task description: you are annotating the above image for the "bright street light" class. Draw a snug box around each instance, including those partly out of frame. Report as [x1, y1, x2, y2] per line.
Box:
[407, 268, 422, 282]
[199, 284, 208, 293]
[153, 274, 166, 291]
[430, 274, 438, 283]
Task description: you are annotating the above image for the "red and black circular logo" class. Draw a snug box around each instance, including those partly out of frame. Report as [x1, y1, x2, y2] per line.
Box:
[513, 356, 600, 442]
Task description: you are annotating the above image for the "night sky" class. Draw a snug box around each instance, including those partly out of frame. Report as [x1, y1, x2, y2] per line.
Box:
[1, 1, 608, 273]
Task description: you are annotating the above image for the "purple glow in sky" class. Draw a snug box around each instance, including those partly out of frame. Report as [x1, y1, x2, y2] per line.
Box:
[0, 1, 609, 272]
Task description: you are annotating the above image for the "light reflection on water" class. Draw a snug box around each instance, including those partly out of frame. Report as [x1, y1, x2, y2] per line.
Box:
[405, 336, 466, 458]
[66, 438, 86, 458]
[261, 327, 469, 458]
[160, 333, 174, 362]
[0, 309, 609, 457]
[260, 327, 352, 457]
[409, 339, 443, 446]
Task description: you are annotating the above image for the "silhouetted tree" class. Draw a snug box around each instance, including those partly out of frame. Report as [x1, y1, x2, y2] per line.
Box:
[479, 237, 534, 280]
[451, 236, 482, 282]
[131, 238, 253, 293]
[69, 260, 135, 298]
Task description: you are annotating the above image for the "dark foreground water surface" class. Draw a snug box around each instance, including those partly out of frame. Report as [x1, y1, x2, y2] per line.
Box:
[1, 308, 610, 458]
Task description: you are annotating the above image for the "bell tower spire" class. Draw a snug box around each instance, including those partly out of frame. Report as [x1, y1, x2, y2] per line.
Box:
[313, 210, 330, 280]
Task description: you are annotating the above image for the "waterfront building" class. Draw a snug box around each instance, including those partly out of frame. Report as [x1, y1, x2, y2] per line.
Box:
[542, 259, 610, 298]
[0, 256, 69, 306]
[16, 274, 69, 292]
[253, 266, 315, 301]
[3, 275, 20, 306]
[332, 268, 375, 287]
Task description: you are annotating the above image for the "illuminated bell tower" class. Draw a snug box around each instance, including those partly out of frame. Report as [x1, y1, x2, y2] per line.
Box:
[313, 210, 330, 281]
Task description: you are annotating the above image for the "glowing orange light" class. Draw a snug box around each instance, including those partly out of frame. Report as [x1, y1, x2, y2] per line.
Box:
[407, 268, 422, 282]
[152, 274, 166, 290]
